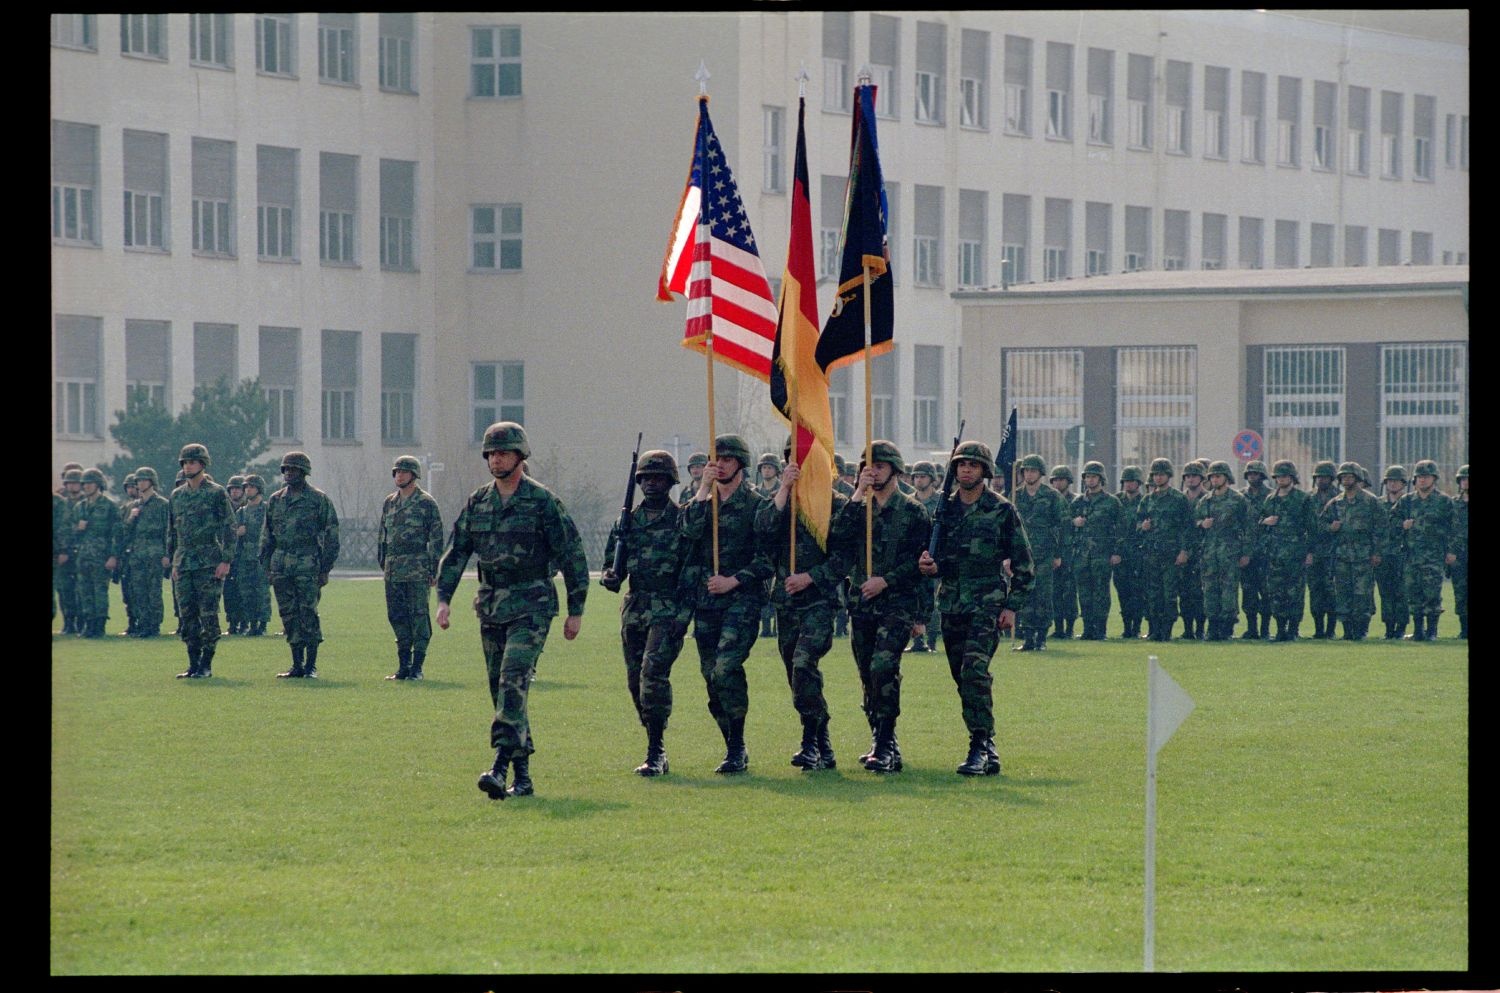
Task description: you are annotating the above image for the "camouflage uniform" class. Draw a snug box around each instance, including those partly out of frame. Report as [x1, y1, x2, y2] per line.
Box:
[221, 476, 247, 633]
[680, 435, 773, 773]
[677, 453, 709, 508]
[1449, 466, 1468, 639]
[1237, 462, 1272, 639]
[72, 470, 122, 636]
[927, 441, 1032, 776]
[1068, 463, 1126, 640]
[1176, 463, 1210, 638]
[1395, 461, 1455, 641]
[1136, 460, 1195, 642]
[601, 450, 692, 775]
[1011, 455, 1067, 650]
[1258, 462, 1317, 640]
[909, 460, 944, 652]
[438, 424, 588, 801]
[260, 453, 341, 673]
[378, 458, 445, 679]
[233, 478, 272, 635]
[167, 447, 236, 676]
[1306, 463, 1341, 637]
[841, 441, 932, 773]
[1049, 466, 1078, 638]
[1319, 463, 1382, 639]
[1114, 467, 1147, 639]
[122, 472, 171, 637]
[1374, 466, 1411, 638]
[1193, 463, 1254, 640]
[54, 468, 84, 633]
[117, 474, 137, 634]
[53, 490, 75, 628]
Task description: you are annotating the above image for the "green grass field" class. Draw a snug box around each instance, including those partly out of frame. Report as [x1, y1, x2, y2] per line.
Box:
[51, 577, 1468, 975]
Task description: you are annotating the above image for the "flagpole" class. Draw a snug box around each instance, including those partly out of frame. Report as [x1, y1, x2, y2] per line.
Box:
[789, 66, 809, 579]
[858, 70, 875, 576]
[692, 65, 720, 576]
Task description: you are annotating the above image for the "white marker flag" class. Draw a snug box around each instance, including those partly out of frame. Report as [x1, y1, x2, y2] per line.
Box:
[1145, 656, 1194, 972]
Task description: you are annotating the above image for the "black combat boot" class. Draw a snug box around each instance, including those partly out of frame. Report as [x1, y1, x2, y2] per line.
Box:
[1011, 625, 1030, 651]
[815, 716, 836, 770]
[176, 641, 200, 679]
[1312, 613, 1325, 638]
[1324, 612, 1339, 639]
[715, 717, 748, 774]
[1428, 614, 1442, 641]
[408, 648, 426, 680]
[1240, 613, 1258, 639]
[983, 736, 1002, 775]
[1053, 618, 1066, 639]
[859, 716, 879, 766]
[477, 747, 510, 799]
[1458, 614, 1468, 639]
[956, 732, 990, 776]
[865, 719, 898, 773]
[636, 720, 668, 776]
[386, 645, 412, 681]
[194, 643, 215, 678]
[277, 645, 306, 678]
[303, 644, 319, 678]
[507, 753, 534, 796]
[790, 715, 821, 769]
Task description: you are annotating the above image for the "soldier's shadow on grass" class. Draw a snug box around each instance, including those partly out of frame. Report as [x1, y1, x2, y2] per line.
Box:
[389, 678, 466, 691]
[658, 766, 1081, 807]
[490, 796, 631, 819]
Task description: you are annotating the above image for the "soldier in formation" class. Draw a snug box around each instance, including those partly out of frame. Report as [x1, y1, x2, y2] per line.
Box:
[1375, 465, 1412, 639]
[55, 466, 85, 634]
[599, 449, 691, 777]
[1177, 461, 1209, 639]
[1450, 465, 1468, 639]
[908, 460, 943, 653]
[167, 444, 235, 677]
[379, 456, 445, 680]
[1396, 460, 1455, 642]
[117, 472, 137, 635]
[233, 475, 271, 636]
[1306, 460, 1341, 638]
[1194, 461, 1253, 641]
[1319, 461, 1382, 640]
[437, 422, 589, 800]
[1135, 458, 1194, 642]
[223, 475, 247, 634]
[1011, 454, 1066, 651]
[262, 451, 341, 678]
[1237, 460, 1272, 640]
[122, 467, 171, 638]
[919, 441, 1032, 776]
[72, 468, 122, 638]
[1048, 465, 1078, 640]
[1068, 461, 1124, 640]
[1257, 460, 1317, 641]
[1114, 466, 1146, 639]
[677, 452, 709, 506]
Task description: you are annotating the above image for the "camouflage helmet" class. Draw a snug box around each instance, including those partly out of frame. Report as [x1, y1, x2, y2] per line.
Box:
[61, 461, 83, 476]
[1312, 460, 1337, 479]
[280, 451, 313, 474]
[480, 421, 530, 460]
[1336, 461, 1361, 481]
[1050, 464, 1074, 483]
[1271, 459, 1299, 482]
[1382, 464, 1409, 483]
[1148, 457, 1175, 477]
[1455, 464, 1468, 482]
[124, 472, 138, 485]
[1244, 460, 1269, 478]
[227, 474, 246, 489]
[392, 455, 423, 478]
[951, 441, 995, 478]
[1018, 453, 1047, 474]
[1412, 459, 1439, 479]
[686, 452, 709, 470]
[1206, 459, 1235, 483]
[1181, 460, 1207, 479]
[242, 474, 267, 493]
[714, 434, 753, 469]
[909, 460, 938, 480]
[134, 466, 159, 485]
[81, 467, 106, 487]
[757, 452, 782, 472]
[863, 440, 906, 475]
[62, 468, 83, 484]
[1120, 465, 1144, 484]
[178, 442, 211, 466]
[635, 449, 679, 484]
[1082, 460, 1106, 480]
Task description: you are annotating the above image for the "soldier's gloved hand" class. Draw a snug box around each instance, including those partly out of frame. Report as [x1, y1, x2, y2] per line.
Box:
[599, 569, 622, 593]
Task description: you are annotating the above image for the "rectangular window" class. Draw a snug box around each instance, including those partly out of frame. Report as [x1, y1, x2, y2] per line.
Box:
[257, 145, 297, 260]
[1201, 212, 1227, 269]
[191, 137, 234, 257]
[1344, 225, 1367, 267]
[1313, 80, 1336, 170]
[52, 121, 98, 245]
[913, 185, 943, 287]
[957, 189, 985, 288]
[55, 315, 102, 438]
[1310, 222, 1334, 267]
[1381, 90, 1402, 179]
[120, 14, 165, 59]
[1377, 228, 1401, 266]
[1238, 216, 1263, 269]
[1277, 75, 1300, 166]
[1003, 35, 1031, 135]
[1380, 344, 1467, 480]
[1117, 347, 1196, 472]
[827, 365, 852, 445]
[870, 15, 899, 120]
[256, 13, 295, 76]
[471, 25, 521, 98]
[1413, 94, 1435, 181]
[318, 13, 357, 85]
[472, 362, 525, 441]
[1086, 48, 1112, 144]
[1274, 219, 1299, 268]
[1043, 197, 1070, 281]
[321, 330, 360, 441]
[189, 13, 231, 66]
[379, 13, 415, 92]
[1085, 201, 1109, 276]
[471, 203, 522, 271]
[818, 175, 842, 279]
[1265, 346, 1345, 469]
[52, 14, 96, 50]
[125, 319, 170, 410]
[1410, 231, 1433, 266]
[871, 349, 896, 441]
[1460, 115, 1468, 170]
[1127, 53, 1152, 149]
[762, 106, 785, 193]
[380, 159, 416, 271]
[381, 332, 417, 444]
[1124, 204, 1150, 271]
[1045, 42, 1072, 139]
[1163, 209, 1188, 270]
[1444, 113, 1456, 169]
[1001, 193, 1030, 286]
[122, 129, 168, 251]
[822, 13, 851, 113]
[193, 322, 237, 388]
[915, 21, 945, 125]
[960, 29, 989, 129]
[1204, 66, 1229, 159]
[1346, 86, 1370, 175]
[319, 152, 358, 264]
[1165, 60, 1190, 154]
[260, 326, 300, 441]
[1241, 71, 1265, 163]
[913, 344, 942, 446]
[1003, 348, 1083, 465]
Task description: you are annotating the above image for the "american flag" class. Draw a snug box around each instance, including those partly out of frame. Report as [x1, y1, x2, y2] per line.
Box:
[659, 98, 777, 381]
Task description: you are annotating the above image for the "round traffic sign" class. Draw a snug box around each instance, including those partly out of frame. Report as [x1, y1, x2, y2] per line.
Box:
[1232, 429, 1263, 462]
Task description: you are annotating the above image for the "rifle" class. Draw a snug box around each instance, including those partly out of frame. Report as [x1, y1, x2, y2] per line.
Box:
[608, 432, 643, 585]
[927, 419, 966, 557]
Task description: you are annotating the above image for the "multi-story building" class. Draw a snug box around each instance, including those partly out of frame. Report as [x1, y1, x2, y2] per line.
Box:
[52, 12, 1468, 549]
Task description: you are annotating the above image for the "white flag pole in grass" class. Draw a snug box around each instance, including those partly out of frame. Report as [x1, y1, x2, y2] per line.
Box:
[1145, 655, 1194, 973]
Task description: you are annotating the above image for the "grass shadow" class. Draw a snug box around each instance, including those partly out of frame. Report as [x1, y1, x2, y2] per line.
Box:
[485, 796, 631, 819]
